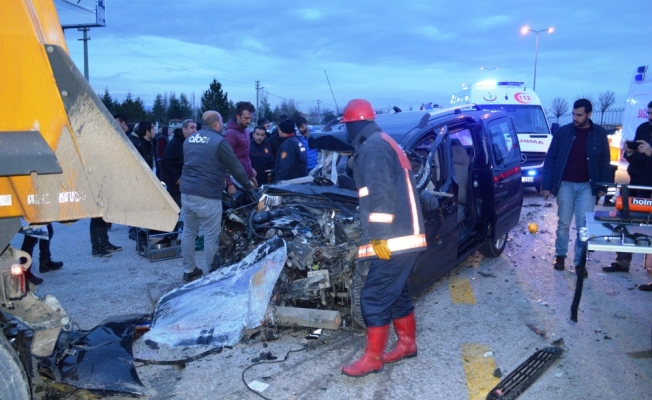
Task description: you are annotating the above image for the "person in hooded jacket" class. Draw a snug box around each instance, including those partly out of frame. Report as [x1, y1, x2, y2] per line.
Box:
[224, 101, 258, 194]
[339, 99, 426, 378]
[154, 126, 169, 179]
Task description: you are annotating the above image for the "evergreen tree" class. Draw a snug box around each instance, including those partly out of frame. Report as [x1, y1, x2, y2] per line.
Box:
[99, 88, 115, 114]
[117, 92, 147, 122]
[200, 79, 231, 121]
[152, 93, 167, 124]
[227, 100, 236, 121]
[179, 93, 193, 120]
[167, 92, 183, 122]
[259, 96, 275, 122]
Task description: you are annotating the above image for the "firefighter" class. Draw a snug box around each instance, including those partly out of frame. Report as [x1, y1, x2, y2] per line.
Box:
[340, 99, 427, 377]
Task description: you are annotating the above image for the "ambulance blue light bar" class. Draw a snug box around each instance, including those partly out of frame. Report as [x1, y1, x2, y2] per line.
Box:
[497, 82, 524, 86]
[637, 66, 647, 73]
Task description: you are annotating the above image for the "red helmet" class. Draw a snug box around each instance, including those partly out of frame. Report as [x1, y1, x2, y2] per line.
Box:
[340, 99, 375, 123]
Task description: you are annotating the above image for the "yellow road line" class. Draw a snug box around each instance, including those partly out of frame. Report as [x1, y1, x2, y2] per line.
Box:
[449, 276, 476, 304]
[461, 343, 500, 400]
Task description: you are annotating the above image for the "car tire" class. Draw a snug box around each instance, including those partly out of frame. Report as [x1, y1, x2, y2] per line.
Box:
[479, 225, 508, 258]
[0, 334, 31, 400]
[350, 261, 369, 329]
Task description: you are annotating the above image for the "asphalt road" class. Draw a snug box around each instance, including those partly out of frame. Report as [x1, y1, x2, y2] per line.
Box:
[12, 189, 652, 399]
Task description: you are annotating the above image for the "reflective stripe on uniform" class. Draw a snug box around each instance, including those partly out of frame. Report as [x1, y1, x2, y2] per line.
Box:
[358, 186, 369, 197]
[369, 212, 394, 223]
[358, 234, 427, 258]
[404, 169, 420, 235]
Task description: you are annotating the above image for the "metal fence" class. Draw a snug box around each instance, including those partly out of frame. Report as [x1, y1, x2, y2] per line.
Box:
[550, 108, 624, 132]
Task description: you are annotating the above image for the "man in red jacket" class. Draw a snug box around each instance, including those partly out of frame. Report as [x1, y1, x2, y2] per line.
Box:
[225, 101, 258, 194]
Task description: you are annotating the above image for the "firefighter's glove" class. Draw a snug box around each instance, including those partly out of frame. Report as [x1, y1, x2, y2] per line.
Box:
[371, 239, 391, 260]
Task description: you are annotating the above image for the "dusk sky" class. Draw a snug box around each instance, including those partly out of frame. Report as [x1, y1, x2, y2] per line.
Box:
[57, 0, 650, 116]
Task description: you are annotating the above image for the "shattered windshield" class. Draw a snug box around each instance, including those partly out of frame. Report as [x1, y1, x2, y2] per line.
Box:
[480, 105, 549, 134]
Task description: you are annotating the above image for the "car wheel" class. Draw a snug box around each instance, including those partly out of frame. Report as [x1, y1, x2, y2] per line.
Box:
[0, 334, 30, 400]
[350, 261, 369, 329]
[479, 225, 508, 258]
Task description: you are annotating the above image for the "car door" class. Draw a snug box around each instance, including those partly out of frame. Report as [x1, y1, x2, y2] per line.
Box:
[405, 126, 459, 294]
[483, 116, 523, 237]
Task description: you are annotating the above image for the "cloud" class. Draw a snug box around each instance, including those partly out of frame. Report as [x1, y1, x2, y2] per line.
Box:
[416, 26, 456, 41]
[295, 8, 324, 20]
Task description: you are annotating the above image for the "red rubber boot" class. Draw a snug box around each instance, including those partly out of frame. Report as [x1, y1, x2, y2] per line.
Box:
[383, 312, 417, 363]
[342, 325, 389, 377]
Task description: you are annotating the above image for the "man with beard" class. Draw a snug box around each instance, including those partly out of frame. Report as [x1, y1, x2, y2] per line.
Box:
[339, 99, 426, 377]
[541, 99, 611, 277]
[224, 101, 258, 194]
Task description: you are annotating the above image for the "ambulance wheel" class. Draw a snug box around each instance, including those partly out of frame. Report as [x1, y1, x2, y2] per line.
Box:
[479, 225, 507, 258]
[350, 261, 369, 329]
[0, 334, 30, 400]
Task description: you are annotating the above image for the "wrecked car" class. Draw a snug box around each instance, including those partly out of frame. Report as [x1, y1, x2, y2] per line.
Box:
[220, 105, 524, 327]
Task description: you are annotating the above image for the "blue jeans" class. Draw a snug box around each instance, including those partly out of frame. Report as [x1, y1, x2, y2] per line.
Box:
[555, 181, 595, 266]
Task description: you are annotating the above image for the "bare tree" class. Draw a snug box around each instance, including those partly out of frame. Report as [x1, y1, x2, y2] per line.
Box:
[576, 94, 596, 112]
[598, 91, 616, 124]
[549, 97, 569, 123]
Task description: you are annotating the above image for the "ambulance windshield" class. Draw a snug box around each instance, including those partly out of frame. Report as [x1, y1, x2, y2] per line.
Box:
[480, 105, 549, 134]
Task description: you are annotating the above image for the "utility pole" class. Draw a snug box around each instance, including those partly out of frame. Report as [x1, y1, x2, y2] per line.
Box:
[77, 28, 90, 82]
[255, 81, 264, 118]
[316, 100, 322, 124]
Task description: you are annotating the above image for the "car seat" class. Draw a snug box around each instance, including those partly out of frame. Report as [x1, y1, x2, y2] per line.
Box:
[452, 143, 470, 224]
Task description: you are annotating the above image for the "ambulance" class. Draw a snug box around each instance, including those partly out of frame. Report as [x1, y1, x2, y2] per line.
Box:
[451, 81, 552, 190]
[619, 66, 652, 156]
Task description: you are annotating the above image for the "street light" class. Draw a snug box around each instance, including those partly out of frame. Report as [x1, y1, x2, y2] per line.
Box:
[521, 26, 553, 91]
[481, 67, 499, 73]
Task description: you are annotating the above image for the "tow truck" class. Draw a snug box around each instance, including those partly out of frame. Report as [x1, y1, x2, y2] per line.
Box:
[0, 1, 179, 398]
[452, 81, 553, 191]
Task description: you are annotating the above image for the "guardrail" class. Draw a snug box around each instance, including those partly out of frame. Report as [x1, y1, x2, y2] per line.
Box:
[549, 108, 623, 131]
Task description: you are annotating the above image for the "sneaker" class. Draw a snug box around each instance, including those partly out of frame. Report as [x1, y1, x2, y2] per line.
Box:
[92, 248, 112, 257]
[602, 262, 629, 273]
[183, 268, 203, 283]
[553, 256, 565, 271]
[103, 242, 122, 252]
[39, 260, 63, 273]
[574, 266, 588, 279]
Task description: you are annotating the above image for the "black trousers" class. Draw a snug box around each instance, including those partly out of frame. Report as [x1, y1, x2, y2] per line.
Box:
[360, 251, 419, 327]
[90, 217, 109, 249]
[21, 223, 53, 263]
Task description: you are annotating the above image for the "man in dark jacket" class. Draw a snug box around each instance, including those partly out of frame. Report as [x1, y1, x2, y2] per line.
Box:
[136, 121, 156, 170]
[266, 114, 288, 157]
[162, 119, 197, 207]
[249, 126, 275, 184]
[180, 111, 253, 282]
[339, 99, 426, 377]
[225, 101, 258, 194]
[609, 101, 652, 289]
[272, 119, 307, 181]
[541, 99, 611, 275]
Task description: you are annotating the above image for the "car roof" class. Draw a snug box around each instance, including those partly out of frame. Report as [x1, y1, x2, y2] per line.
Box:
[310, 105, 504, 151]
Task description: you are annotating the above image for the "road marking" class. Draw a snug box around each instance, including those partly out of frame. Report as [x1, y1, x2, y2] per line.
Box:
[449, 276, 476, 304]
[462, 343, 500, 400]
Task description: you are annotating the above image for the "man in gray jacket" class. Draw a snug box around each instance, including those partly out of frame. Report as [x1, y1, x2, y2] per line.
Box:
[180, 110, 254, 282]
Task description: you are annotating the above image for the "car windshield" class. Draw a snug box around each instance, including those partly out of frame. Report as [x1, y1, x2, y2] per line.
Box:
[480, 105, 549, 134]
